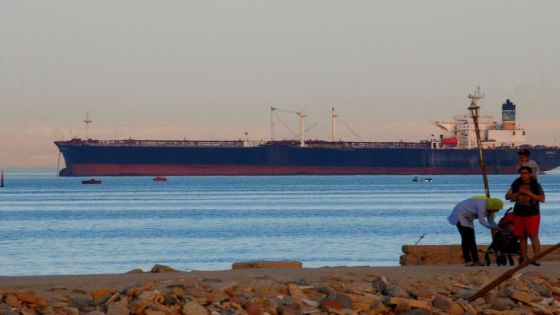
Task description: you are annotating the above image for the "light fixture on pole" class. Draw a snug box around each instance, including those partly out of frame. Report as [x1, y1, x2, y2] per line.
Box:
[468, 87, 490, 198]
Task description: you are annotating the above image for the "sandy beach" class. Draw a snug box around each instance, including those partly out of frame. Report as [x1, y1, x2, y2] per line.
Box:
[1, 263, 559, 314]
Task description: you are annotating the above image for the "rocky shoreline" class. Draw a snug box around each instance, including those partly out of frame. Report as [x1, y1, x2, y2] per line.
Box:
[1, 263, 560, 314]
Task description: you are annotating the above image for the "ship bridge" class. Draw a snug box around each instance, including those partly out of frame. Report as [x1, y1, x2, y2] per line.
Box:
[432, 99, 526, 149]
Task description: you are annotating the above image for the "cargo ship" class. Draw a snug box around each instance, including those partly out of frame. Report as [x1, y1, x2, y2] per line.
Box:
[55, 93, 560, 176]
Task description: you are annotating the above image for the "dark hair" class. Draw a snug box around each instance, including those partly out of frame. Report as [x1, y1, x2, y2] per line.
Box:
[518, 148, 530, 157]
[519, 166, 533, 174]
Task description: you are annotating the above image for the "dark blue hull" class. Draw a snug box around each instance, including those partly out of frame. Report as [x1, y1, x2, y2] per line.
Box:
[54, 141, 560, 176]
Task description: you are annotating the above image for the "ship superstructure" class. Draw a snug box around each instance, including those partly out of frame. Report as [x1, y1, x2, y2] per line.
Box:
[433, 98, 526, 149]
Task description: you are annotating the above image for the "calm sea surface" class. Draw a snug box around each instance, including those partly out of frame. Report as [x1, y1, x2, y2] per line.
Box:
[0, 170, 559, 276]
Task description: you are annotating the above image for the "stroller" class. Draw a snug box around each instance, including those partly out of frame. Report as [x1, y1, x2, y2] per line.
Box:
[484, 208, 521, 266]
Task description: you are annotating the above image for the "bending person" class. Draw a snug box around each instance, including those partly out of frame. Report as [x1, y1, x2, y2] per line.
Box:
[448, 197, 504, 266]
[505, 166, 545, 265]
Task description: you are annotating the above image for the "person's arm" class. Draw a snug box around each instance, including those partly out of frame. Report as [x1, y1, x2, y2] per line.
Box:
[522, 191, 545, 202]
[505, 188, 517, 201]
[520, 184, 545, 202]
[477, 202, 497, 229]
[478, 211, 497, 229]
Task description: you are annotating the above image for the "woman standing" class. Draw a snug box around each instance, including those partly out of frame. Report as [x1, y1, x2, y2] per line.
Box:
[505, 166, 545, 265]
[448, 197, 504, 266]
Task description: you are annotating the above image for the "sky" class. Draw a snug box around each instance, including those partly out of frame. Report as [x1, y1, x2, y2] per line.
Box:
[1, 1, 559, 168]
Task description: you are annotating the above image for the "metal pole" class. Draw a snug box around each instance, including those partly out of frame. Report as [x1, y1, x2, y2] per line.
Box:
[468, 87, 490, 198]
[471, 111, 491, 198]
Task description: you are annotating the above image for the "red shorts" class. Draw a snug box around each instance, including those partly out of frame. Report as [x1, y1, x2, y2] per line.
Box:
[513, 214, 540, 238]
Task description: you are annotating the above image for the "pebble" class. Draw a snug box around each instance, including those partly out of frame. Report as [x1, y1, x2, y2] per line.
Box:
[432, 295, 452, 310]
[182, 301, 208, 315]
[150, 264, 177, 273]
[371, 275, 388, 293]
[106, 302, 129, 315]
[287, 284, 307, 300]
[383, 284, 409, 298]
[91, 288, 112, 305]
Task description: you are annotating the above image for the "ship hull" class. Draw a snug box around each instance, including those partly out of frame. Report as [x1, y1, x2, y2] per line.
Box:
[55, 142, 560, 176]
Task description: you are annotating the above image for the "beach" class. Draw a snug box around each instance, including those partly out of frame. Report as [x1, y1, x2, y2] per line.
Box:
[1, 263, 560, 314]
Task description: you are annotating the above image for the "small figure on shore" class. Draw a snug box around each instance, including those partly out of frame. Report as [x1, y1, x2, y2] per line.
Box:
[505, 166, 545, 265]
[447, 197, 504, 266]
[516, 148, 541, 181]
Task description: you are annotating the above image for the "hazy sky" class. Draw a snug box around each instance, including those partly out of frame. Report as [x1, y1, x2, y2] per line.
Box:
[1, 1, 559, 167]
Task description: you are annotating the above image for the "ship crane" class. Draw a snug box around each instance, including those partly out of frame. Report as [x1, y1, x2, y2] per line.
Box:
[270, 107, 307, 147]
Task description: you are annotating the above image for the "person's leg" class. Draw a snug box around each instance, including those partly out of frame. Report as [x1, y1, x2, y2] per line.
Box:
[467, 228, 480, 263]
[457, 223, 478, 263]
[530, 234, 541, 257]
[519, 236, 529, 262]
[513, 215, 529, 262]
[527, 214, 541, 264]
[457, 224, 473, 263]
[528, 234, 541, 265]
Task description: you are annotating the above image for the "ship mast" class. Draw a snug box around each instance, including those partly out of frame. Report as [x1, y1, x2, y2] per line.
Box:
[83, 111, 93, 140]
[331, 107, 338, 142]
[270, 106, 275, 141]
[299, 111, 307, 147]
[467, 87, 484, 149]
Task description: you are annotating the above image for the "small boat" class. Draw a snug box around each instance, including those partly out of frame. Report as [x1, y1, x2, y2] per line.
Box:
[412, 176, 419, 182]
[153, 176, 167, 182]
[82, 178, 102, 184]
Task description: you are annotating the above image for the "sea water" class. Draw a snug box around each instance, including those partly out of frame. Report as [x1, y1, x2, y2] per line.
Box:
[0, 170, 558, 276]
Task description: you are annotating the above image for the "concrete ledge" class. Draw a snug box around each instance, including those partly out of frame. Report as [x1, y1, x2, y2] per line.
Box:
[400, 244, 560, 265]
[232, 261, 303, 270]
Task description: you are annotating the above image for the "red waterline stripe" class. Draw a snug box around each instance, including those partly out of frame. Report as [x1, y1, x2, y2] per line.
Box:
[66, 164, 518, 176]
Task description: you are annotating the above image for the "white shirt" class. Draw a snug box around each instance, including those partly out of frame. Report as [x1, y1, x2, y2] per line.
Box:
[447, 198, 497, 229]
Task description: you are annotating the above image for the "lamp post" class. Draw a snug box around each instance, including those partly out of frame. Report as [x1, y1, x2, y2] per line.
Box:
[468, 88, 490, 198]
